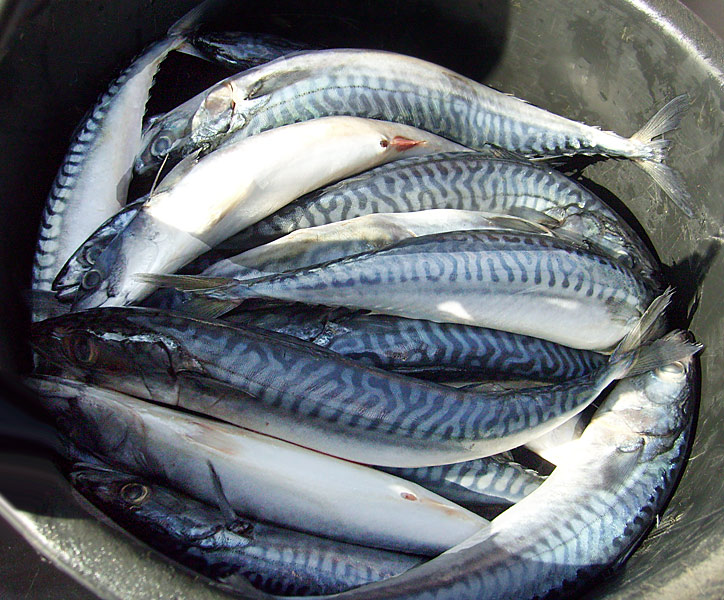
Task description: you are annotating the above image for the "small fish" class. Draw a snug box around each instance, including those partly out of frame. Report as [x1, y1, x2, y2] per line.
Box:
[30, 1, 217, 319]
[141, 229, 655, 351]
[70, 463, 424, 596]
[321, 332, 700, 600]
[136, 48, 692, 215]
[28, 376, 487, 554]
[29, 291, 694, 467]
[64, 116, 470, 310]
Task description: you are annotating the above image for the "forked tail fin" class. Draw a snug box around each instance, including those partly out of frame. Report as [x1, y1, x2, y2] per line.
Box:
[630, 94, 694, 218]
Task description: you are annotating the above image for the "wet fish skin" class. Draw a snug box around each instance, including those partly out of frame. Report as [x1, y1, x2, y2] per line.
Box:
[150, 229, 654, 351]
[70, 465, 424, 596]
[201, 209, 531, 281]
[29, 376, 487, 554]
[30, 1, 214, 316]
[218, 152, 662, 289]
[29, 297, 683, 467]
[136, 49, 691, 213]
[68, 117, 471, 310]
[224, 308, 607, 383]
[318, 334, 699, 600]
[380, 457, 545, 513]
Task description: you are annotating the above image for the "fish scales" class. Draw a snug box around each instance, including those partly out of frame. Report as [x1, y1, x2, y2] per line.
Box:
[32, 307, 658, 466]
[220, 153, 660, 286]
[197, 230, 651, 351]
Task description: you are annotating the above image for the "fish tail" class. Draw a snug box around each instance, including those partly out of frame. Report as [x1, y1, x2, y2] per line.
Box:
[629, 94, 694, 217]
[167, 0, 226, 39]
[607, 288, 702, 378]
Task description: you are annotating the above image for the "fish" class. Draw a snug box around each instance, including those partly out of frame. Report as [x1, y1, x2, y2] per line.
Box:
[140, 229, 656, 351]
[29, 292, 693, 467]
[215, 152, 663, 289]
[28, 376, 487, 555]
[317, 332, 700, 600]
[70, 463, 424, 596]
[63, 116, 470, 310]
[30, 0, 217, 319]
[223, 307, 607, 382]
[135, 48, 692, 215]
[181, 31, 315, 72]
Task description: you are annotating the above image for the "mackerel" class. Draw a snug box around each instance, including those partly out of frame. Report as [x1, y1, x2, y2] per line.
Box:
[66, 116, 470, 309]
[71, 464, 424, 596]
[29, 294, 689, 466]
[217, 152, 663, 288]
[143, 229, 655, 351]
[136, 49, 692, 214]
[319, 333, 700, 600]
[201, 209, 552, 279]
[223, 308, 607, 382]
[29, 376, 486, 554]
[30, 1, 214, 319]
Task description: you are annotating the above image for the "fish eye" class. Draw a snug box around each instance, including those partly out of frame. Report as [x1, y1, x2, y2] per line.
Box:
[82, 244, 102, 267]
[657, 361, 686, 377]
[81, 269, 103, 291]
[151, 135, 172, 157]
[62, 333, 98, 365]
[119, 482, 151, 506]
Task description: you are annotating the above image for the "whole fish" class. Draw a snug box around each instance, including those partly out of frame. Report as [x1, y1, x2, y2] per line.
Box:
[70, 464, 424, 596]
[28, 376, 487, 554]
[29, 293, 691, 467]
[30, 1, 215, 319]
[320, 333, 700, 600]
[223, 308, 607, 382]
[217, 152, 663, 288]
[62, 116, 470, 310]
[135, 49, 691, 215]
[142, 229, 655, 351]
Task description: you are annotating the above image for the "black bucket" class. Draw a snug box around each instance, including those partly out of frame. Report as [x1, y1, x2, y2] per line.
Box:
[1, 1, 723, 598]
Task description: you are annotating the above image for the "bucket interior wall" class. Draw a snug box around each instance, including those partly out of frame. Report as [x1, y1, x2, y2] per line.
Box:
[0, 1, 723, 598]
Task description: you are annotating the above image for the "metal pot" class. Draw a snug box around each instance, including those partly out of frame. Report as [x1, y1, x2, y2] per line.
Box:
[1, 1, 722, 598]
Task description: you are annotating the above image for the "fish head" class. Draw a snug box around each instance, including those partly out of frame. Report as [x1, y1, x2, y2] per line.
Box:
[136, 107, 197, 175]
[30, 308, 203, 403]
[594, 332, 699, 460]
[52, 200, 147, 299]
[70, 464, 145, 508]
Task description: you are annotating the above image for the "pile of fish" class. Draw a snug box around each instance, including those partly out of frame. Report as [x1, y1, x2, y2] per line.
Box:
[26, 3, 702, 599]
